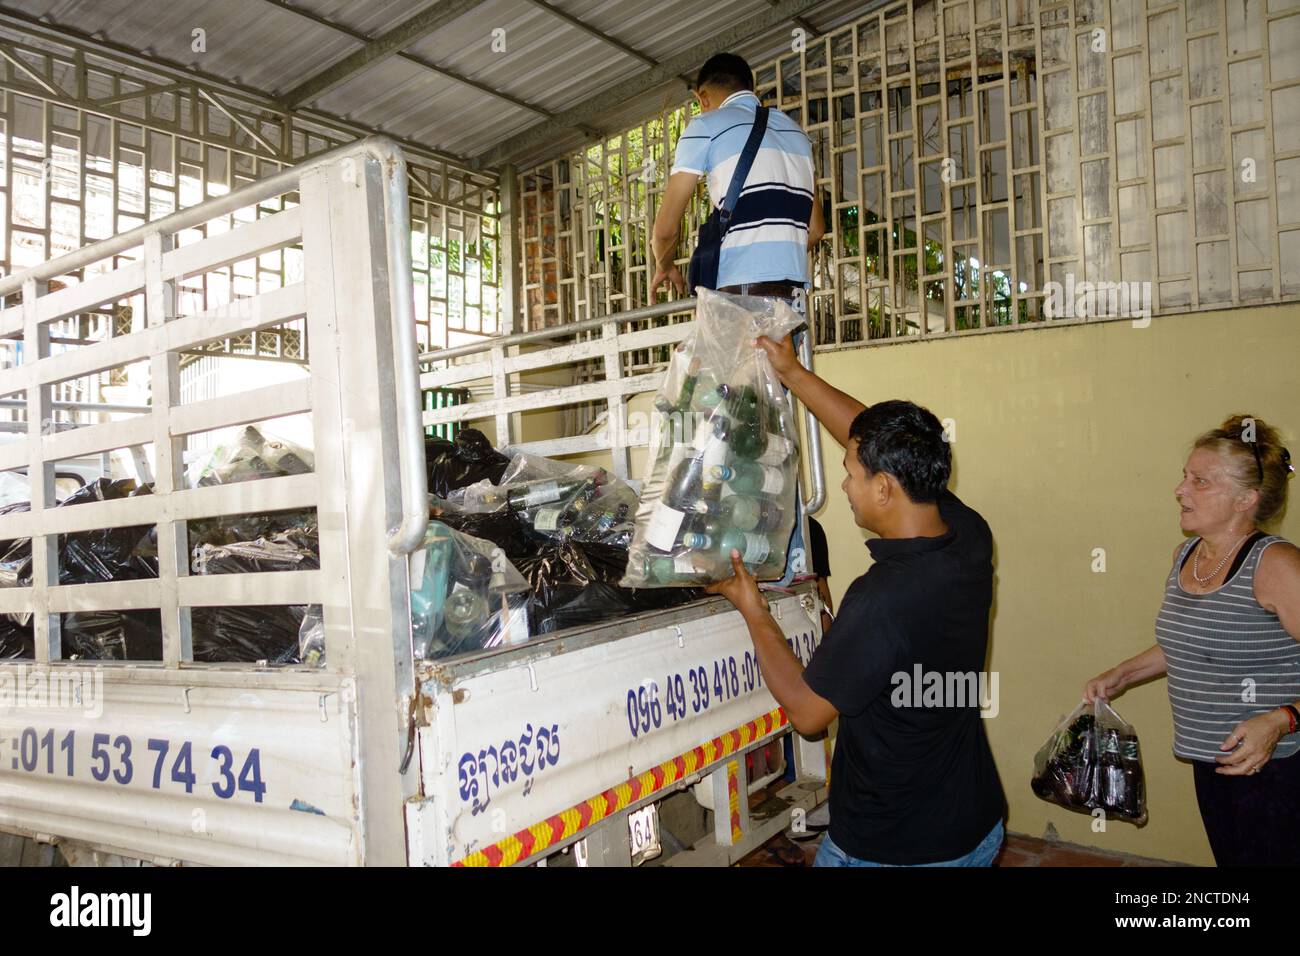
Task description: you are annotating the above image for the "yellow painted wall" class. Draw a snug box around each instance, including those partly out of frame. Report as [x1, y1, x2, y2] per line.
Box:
[809, 303, 1300, 865]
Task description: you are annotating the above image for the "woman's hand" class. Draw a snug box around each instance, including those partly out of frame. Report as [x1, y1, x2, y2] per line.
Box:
[705, 550, 768, 622]
[1083, 667, 1129, 703]
[1216, 710, 1289, 776]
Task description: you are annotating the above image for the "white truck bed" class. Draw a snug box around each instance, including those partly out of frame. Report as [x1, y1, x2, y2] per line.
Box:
[0, 136, 830, 867]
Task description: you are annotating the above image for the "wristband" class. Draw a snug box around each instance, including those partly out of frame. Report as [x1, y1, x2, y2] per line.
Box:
[1283, 704, 1300, 735]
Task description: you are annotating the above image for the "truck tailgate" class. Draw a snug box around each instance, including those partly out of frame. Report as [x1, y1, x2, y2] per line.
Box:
[409, 589, 823, 866]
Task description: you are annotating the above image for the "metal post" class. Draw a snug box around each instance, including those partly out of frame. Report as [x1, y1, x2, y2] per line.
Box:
[145, 231, 192, 665]
[600, 318, 629, 479]
[580, 818, 632, 867]
[498, 163, 522, 336]
[300, 153, 416, 866]
[710, 758, 749, 848]
[23, 277, 58, 662]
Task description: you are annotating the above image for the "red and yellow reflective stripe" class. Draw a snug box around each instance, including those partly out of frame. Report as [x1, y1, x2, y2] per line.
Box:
[726, 759, 742, 844]
[452, 707, 787, 867]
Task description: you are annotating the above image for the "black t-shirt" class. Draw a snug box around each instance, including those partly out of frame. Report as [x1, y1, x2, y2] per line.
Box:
[806, 516, 831, 579]
[802, 491, 1006, 864]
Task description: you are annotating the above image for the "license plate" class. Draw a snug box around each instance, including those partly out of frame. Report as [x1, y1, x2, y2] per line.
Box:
[628, 803, 661, 865]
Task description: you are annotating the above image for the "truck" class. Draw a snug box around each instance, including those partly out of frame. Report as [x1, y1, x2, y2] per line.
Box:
[0, 136, 831, 867]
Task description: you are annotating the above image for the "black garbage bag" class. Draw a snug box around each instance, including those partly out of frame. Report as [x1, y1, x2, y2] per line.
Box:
[0, 618, 33, 659]
[61, 610, 163, 661]
[424, 428, 509, 497]
[514, 536, 706, 635]
[188, 508, 316, 551]
[191, 605, 307, 664]
[0, 499, 32, 557]
[0, 478, 157, 601]
[430, 508, 534, 561]
[189, 527, 319, 663]
[1031, 699, 1147, 824]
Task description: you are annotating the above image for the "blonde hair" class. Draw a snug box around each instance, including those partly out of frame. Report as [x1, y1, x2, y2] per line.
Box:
[1193, 414, 1291, 524]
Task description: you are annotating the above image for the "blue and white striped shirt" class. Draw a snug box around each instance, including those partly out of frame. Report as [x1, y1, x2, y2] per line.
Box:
[671, 91, 814, 288]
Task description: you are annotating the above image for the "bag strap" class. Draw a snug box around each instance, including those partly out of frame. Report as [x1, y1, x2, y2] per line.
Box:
[718, 106, 769, 234]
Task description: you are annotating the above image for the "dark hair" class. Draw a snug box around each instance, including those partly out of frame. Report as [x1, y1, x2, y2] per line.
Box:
[694, 53, 753, 93]
[848, 400, 951, 504]
[1194, 413, 1292, 524]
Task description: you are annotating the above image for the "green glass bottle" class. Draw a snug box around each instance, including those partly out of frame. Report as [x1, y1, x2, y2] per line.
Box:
[682, 529, 773, 565]
[655, 356, 701, 415]
[722, 495, 785, 533]
[708, 460, 785, 497]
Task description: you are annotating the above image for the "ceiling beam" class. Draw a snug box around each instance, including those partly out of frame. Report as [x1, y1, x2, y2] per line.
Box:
[252, 0, 559, 125]
[521, 0, 656, 67]
[521, 0, 697, 87]
[762, 0, 821, 39]
[472, 0, 840, 170]
[0, 8, 479, 171]
[282, 0, 493, 108]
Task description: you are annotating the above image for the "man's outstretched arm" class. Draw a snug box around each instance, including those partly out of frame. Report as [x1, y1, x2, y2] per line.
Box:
[757, 333, 865, 448]
[706, 551, 839, 736]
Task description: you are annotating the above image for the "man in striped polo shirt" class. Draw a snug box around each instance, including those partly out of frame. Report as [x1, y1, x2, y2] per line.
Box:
[650, 53, 824, 302]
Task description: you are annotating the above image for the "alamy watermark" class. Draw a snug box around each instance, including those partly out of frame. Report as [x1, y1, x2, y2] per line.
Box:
[1044, 274, 1152, 328]
[890, 665, 999, 719]
[0, 664, 104, 719]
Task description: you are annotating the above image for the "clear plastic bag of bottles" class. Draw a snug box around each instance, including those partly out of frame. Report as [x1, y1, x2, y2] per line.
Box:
[444, 452, 636, 544]
[409, 520, 531, 661]
[621, 288, 804, 588]
[1031, 699, 1147, 825]
[187, 425, 313, 488]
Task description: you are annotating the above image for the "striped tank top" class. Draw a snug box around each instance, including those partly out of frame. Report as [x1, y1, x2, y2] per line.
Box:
[1155, 535, 1300, 762]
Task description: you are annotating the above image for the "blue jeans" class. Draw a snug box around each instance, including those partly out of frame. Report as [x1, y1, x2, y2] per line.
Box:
[813, 820, 1004, 868]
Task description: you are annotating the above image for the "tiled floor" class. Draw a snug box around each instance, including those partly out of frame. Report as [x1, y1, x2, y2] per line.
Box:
[739, 830, 1184, 867]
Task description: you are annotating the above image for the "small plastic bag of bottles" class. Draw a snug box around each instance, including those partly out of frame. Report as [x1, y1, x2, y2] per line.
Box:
[448, 452, 634, 543]
[1031, 699, 1147, 824]
[621, 288, 804, 587]
[187, 425, 313, 488]
[409, 520, 531, 661]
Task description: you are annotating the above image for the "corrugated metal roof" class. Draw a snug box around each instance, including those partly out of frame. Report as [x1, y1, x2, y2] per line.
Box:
[6, 0, 887, 168]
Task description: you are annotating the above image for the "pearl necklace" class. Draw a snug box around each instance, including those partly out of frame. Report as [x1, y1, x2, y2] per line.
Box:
[1191, 532, 1251, 588]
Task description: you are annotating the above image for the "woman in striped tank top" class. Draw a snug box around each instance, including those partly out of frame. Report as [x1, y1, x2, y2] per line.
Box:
[1084, 414, 1299, 866]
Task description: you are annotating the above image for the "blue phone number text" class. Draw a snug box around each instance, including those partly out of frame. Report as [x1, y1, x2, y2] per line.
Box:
[2, 727, 267, 802]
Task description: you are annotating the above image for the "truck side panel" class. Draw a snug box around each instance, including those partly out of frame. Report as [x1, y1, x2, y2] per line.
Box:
[0, 669, 361, 866]
[409, 593, 824, 866]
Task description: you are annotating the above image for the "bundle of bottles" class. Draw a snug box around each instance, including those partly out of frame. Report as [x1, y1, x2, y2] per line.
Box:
[626, 358, 798, 587]
[1031, 704, 1147, 823]
[450, 455, 636, 548]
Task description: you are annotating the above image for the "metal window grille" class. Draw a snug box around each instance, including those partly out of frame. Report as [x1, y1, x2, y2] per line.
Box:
[518, 0, 1300, 349]
[0, 22, 501, 360]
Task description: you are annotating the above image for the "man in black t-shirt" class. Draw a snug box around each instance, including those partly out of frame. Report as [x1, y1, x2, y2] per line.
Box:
[805, 516, 834, 634]
[707, 337, 1006, 866]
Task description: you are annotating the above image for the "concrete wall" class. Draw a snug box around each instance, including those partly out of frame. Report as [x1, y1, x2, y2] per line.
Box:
[808, 303, 1300, 865]
[459, 302, 1298, 864]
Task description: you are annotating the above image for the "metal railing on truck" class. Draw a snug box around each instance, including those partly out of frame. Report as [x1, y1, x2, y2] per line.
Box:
[417, 299, 827, 514]
[413, 293, 835, 868]
[0, 136, 429, 866]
